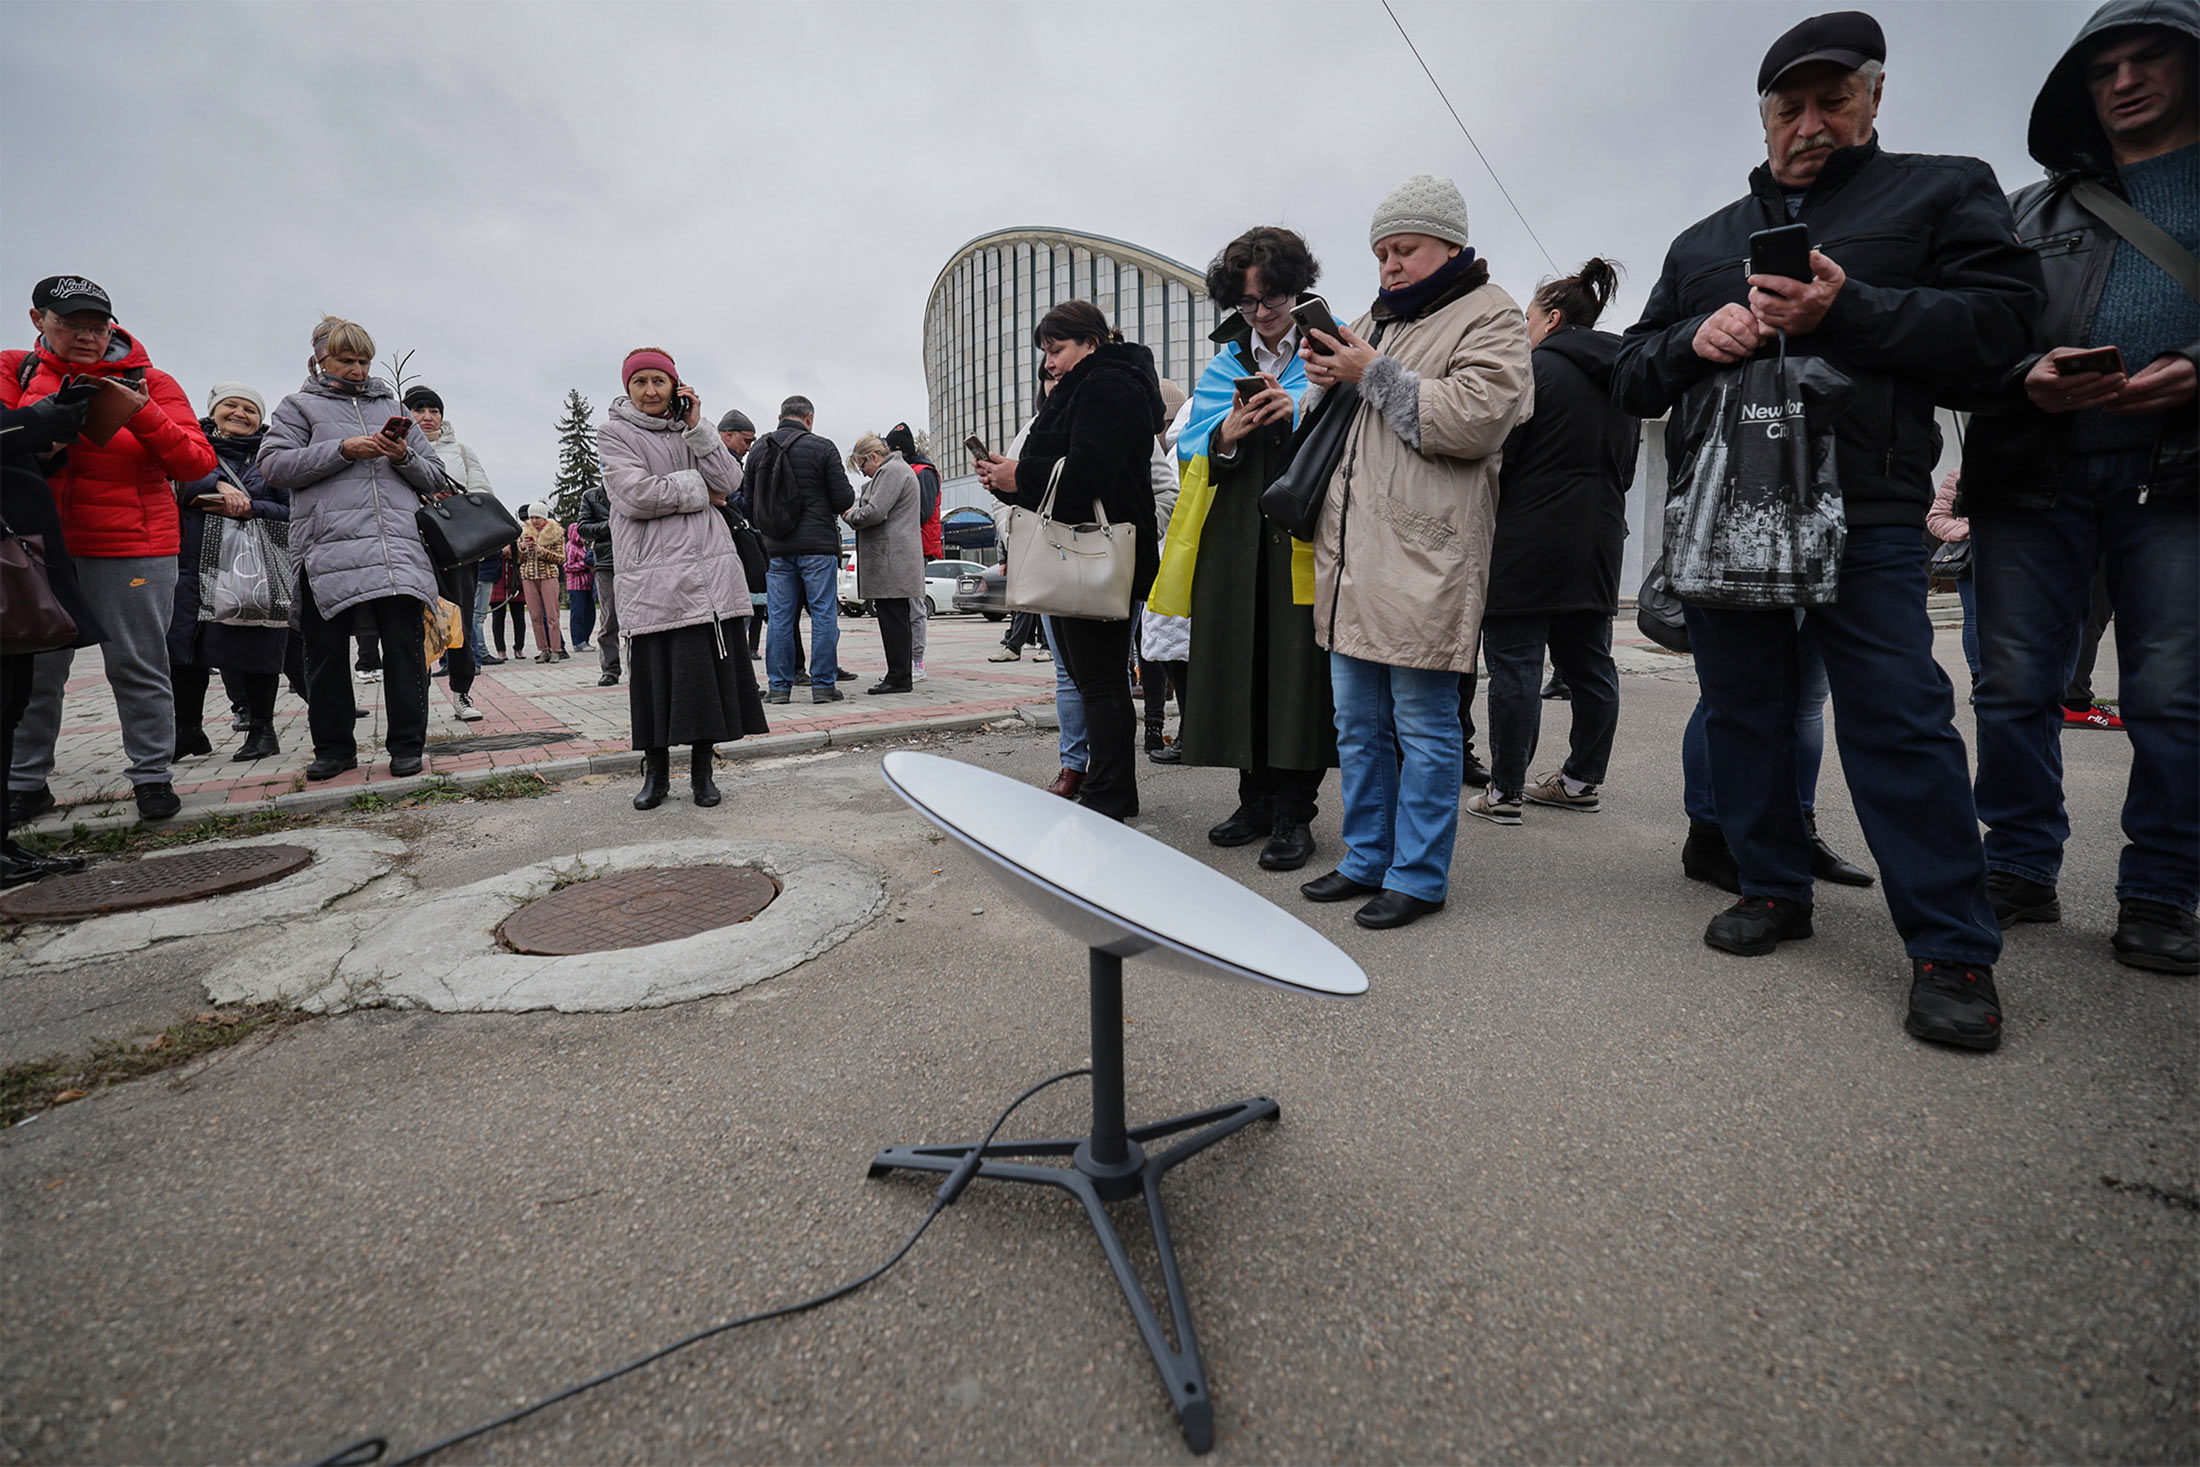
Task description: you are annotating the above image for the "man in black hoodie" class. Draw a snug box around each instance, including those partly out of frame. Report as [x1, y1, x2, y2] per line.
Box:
[1961, 0, 2199, 975]
[1613, 10, 2046, 1052]
[748, 395, 856, 705]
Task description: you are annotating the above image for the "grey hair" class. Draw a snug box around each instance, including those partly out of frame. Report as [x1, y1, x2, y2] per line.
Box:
[1760, 57, 1882, 120]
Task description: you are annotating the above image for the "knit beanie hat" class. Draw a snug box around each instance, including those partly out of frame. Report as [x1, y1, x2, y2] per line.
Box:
[716, 408, 754, 434]
[205, 381, 266, 420]
[622, 347, 677, 387]
[1368, 174, 1471, 250]
[402, 386, 444, 414]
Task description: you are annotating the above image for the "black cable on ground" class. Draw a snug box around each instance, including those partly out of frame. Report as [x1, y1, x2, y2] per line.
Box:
[308, 1066, 1093, 1467]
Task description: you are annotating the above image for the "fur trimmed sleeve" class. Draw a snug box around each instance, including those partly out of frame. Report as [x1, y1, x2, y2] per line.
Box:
[1361, 355, 1423, 451]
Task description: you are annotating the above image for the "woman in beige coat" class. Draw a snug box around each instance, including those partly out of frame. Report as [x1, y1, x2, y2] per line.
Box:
[516, 504, 568, 662]
[1293, 174, 1535, 930]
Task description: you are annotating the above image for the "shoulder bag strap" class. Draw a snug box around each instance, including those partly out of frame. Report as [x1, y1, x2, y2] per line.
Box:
[2072, 178, 2200, 305]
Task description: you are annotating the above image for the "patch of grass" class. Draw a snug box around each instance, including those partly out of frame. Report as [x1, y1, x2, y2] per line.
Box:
[350, 770, 551, 812]
[16, 807, 322, 861]
[1, 1005, 310, 1128]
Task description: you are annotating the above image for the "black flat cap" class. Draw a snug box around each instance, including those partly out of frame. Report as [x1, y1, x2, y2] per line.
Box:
[1759, 10, 1886, 93]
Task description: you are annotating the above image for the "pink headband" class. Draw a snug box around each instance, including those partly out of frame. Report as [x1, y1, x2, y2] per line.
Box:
[622, 349, 677, 386]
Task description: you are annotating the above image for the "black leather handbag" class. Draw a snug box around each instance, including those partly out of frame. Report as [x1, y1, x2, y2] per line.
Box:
[1635, 548, 1691, 655]
[1259, 321, 1386, 541]
[416, 491, 522, 570]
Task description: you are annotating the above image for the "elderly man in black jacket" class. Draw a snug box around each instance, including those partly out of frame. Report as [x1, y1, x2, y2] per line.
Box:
[1613, 9, 2046, 1052]
[1961, 0, 2200, 977]
[748, 394, 856, 705]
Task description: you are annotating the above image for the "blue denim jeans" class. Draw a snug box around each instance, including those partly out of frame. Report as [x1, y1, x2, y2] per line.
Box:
[1329, 653, 1463, 903]
[1972, 448, 2198, 909]
[1682, 525, 2000, 964]
[1683, 616, 1827, 824]
[1042, 616, 1089, 772]
[471, 581, 494, 663]
[766, 555, 840, 691]
[1955, 574, 1981, 680]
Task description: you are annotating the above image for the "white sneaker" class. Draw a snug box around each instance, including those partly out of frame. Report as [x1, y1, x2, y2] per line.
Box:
[357, 669, 383, 683]
[452, 691, 483, 722]
[913, 662, 927, 682]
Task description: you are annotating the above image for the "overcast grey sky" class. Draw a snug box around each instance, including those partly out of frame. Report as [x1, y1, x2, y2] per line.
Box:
[3, 0, 2092, 507]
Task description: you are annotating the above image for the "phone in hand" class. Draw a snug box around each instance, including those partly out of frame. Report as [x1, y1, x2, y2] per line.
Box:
[381, 414, 412, 439]
[964, 434, 989, 460]
[1233, 376, 1268, 403]
[1289, 295, 1343, 355]
[667, 381, 690, 419]
[1748, 223, 1813, 283]
[2052, 345, 2125, 376]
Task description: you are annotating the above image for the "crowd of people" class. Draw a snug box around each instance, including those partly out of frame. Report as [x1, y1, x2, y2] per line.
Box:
[1, 3, 2191, 1056]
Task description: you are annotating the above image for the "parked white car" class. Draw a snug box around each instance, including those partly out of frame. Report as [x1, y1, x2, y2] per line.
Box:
[843, 557, 988, 616]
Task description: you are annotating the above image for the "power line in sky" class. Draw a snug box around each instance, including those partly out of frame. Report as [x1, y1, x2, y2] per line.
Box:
[1378, 0, 1561, 275]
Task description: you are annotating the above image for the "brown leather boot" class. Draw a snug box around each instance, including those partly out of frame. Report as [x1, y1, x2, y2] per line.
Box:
[1045, 767, 1085, 800]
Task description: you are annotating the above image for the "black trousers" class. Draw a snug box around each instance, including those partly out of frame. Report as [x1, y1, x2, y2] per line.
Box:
[1238, 765, 1324, 825]
[1051, 615, 1138, 819]
[174, 665, 277, 734]
[435, 563, 478, 696]
[1003, 611, 1043, 652]
[874, 596, 913, 686]
[301, 580, 428, 761]
[491, 598, 527, 655]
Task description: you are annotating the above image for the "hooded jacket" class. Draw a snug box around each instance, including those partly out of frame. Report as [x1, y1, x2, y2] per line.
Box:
[1612, 136, 2046, 529]
[1000, 339, 1167, 605]
[596, 397, 748, 638]
[1959, 0, 2200, 509]
[1313, 268, 1535, 674]
[0, 328, 215, 558]
[1484, 327, 1640, 618]
[168, 423, 291, 675]
[258, 374, 445, 618]
[748, 420, 856, 558]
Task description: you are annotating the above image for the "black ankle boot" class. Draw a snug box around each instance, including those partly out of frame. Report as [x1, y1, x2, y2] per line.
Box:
[1682, 820, 1741, 894]
[232, 723, 280, 762]
[1804, 812, 1874, 887]
[690, 744, 721, 807]
[174, 726, 213, 759]
[633, 748, 670, 810]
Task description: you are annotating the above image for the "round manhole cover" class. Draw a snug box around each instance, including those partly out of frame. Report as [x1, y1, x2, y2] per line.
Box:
[0, 844, 315, 922]
[500, 866, 780, 955]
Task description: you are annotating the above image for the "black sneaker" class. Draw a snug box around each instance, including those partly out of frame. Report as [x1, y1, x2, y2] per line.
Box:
[1986, 870, 2060, 924]
[134, 781, 181, 822]
[2112, 899, 2199, 975]
[836, 669, 858, 682]
[1208, 806, 1271, 847]
[1906, 958, 2003, 1051]
[1681, 821, 1740, 894]
[1461, 751, 1493, 789]
[795, 672, 812, 686]
[812, 686, 845, 704]
[763, 689, 791, 705]
[7, 784, 55, 824]
[1704, 895, 1814, 956]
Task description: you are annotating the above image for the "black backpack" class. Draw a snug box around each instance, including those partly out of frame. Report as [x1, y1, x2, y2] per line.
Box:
[746, 430, 807, 540]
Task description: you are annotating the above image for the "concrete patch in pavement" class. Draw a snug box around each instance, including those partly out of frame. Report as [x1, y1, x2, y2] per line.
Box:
[12, 830, 409, 969]
[201, 838, 885, 1015]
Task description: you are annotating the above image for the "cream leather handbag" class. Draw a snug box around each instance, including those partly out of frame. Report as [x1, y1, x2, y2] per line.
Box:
[1002, 458, 1136, 621]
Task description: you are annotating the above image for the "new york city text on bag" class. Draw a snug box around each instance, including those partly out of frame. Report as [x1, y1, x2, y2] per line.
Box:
[1663, 334, 1855, 608]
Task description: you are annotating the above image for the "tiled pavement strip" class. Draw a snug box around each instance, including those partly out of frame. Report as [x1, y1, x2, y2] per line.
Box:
[16, 611, 1068, 836]
[20, 595, 1938, 837]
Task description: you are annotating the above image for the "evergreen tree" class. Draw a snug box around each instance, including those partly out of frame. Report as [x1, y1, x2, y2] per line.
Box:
[549, 389, 602, 524]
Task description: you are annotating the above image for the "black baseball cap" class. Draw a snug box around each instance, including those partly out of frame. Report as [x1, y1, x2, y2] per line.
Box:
[1758, 11, 1886, 93]
[32, 274, 113, 319]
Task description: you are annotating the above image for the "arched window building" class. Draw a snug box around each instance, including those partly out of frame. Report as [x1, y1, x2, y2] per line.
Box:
[924, 228, 1218, 486]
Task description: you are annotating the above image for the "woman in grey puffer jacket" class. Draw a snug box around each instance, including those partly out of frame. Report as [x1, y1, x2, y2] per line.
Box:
[259, 316, 446, 782]
[597, 346, 767, 811]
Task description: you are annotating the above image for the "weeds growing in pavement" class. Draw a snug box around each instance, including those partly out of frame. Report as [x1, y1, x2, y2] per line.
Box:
[15, 808, 323, 860]
[0, 1005, 311, 1127]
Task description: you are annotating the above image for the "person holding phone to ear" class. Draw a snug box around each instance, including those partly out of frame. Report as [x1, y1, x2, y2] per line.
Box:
[258, 315, 447, 783]
[1149, 225, 1337, 873]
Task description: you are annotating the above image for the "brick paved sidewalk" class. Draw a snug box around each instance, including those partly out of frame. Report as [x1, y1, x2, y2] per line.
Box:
[16, 611, 1065, 831]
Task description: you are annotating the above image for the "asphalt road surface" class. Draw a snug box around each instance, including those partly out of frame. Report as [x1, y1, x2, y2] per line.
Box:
[2, 637, 2192, 1464]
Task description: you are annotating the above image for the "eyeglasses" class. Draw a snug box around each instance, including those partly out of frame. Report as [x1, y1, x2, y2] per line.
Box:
[1234, 293, 1293, 316]
[43, 315, 113, 339]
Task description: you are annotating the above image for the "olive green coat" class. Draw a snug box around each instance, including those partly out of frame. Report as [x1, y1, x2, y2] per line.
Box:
[1178, 407, 1338, 774]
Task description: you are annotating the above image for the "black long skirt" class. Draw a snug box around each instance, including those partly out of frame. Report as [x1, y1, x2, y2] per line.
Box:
[627, 617, 769, 749]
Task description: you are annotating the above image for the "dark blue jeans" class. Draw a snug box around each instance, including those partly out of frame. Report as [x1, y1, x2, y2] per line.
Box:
[765, 554, 840, 691]
[1972, 448, 2199, 909]
[1481, 611, 1620, 797]
[1683, 617, 1827, 824]
[1682, 525, 2000, 964]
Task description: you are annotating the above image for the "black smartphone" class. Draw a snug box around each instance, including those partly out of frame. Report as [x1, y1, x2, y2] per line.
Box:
[1233, 376, 1268, 402]
[1290, 295, 1343, 355]
[2052, 345, 2125, 376]
[667, 381, 690, 418]
[1748, 223, 1813, 282]
[381, 414, 411, 438]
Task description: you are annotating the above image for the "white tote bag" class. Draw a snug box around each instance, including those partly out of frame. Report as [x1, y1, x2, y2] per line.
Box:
[1002, 458, 1137, 621]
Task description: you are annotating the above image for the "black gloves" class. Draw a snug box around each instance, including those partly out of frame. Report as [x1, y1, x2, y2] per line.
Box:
[27, 377, 104, 445]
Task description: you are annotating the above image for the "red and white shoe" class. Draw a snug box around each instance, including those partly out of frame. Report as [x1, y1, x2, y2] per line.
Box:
[2064, 704, 2125, 731]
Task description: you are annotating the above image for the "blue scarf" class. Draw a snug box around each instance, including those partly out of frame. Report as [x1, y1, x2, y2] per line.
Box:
[1374, 247, 1479, 321]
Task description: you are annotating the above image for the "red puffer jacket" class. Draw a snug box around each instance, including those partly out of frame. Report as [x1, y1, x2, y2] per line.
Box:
[0, 328, 214, 558]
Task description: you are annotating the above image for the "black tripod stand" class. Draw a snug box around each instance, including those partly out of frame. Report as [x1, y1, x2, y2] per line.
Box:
[867, 948, 1278, 1454]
